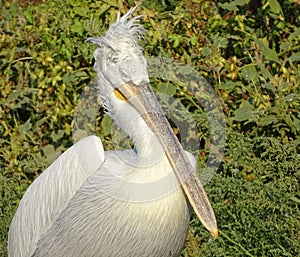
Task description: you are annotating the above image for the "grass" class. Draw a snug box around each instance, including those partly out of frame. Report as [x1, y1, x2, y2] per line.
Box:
[1, 0, 299, 256]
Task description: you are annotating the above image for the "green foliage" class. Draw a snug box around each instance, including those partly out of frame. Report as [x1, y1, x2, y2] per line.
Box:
[0, 0, 299, 256]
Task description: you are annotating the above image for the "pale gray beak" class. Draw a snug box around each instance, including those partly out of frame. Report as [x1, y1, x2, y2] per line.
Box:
[116, 81, 218, 239]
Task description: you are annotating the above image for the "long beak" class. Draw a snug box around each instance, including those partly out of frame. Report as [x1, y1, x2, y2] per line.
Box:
[116, 81, 218, 239]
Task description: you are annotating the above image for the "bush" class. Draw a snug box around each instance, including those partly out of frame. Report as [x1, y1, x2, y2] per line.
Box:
[0, 0, 299, 256]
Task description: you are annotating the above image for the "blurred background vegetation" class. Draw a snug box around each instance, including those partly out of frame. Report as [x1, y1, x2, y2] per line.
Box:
[0, 0, 299, 256]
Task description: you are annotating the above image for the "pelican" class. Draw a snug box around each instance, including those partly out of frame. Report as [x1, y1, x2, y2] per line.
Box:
[8, 7, 217, 257]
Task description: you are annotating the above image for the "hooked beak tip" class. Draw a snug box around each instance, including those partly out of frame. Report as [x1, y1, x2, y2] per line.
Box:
[212, 230, 218, 240]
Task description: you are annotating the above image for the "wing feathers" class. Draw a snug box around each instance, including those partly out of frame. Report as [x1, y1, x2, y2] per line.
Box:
[8, 136, 105, 257]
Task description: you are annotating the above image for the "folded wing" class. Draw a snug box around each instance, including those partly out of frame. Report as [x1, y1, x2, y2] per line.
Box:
[8, 136, 105, 257]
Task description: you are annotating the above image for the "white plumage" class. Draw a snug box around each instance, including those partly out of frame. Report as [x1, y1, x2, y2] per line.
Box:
[8, 7, 217, 257]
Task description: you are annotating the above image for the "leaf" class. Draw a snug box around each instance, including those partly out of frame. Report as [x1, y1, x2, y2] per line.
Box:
[259, 115, 277, 126]
[36, 117, 48, 127]
[261, 46, 279, 63]
[9, 134, 21, 158]
[255, 39, 279, 63]
[288, 53, 300, 63]
[292, 116, 300, 131]
[23, 9, 33, 24]
[290, 196, 300, 204]
[234, 101, 254, 121]
[211, 35, 229, 49]
[73, 7, 89, 17]
[280, 41, 291, 51]
[9, 2, 19, 17]
[169, 34, 182, 48]
[258, 64, 273, 81]
[152, 30, 161, 45]
[201, 46, 212, 57]
[19, 119, 32, 134]
[70, 18, 84, 35]
[6, 91, 21, 103]
[101, 116, 112, 137]
[263, 83, 276, 91]
[284, 93, 297, 103]
[190, 36, 198, 46]
[74, 70, 89, 79]
[288, 27, 300, 41]
[50, 130, 65, 142]
[42, 145, 62, 163]
[268, 0, 282, 14]
[157, 82, 177, 96]
[219, 81, 237, 90]
[42, 144, 54, 157]
[218, 0, 249, 11]
[241, 64, 259, 82]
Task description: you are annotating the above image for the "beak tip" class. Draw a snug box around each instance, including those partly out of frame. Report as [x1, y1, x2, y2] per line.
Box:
[212, 230, 218, 240]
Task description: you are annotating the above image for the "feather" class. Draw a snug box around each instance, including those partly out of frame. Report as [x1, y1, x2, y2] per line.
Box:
[8, 136, 105, 257]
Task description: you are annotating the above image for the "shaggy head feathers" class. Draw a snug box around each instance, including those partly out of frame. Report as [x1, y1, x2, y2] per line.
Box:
[87, 7, 148, 92]
[87, 6, 145, 60]
[87, 7, 149, 128]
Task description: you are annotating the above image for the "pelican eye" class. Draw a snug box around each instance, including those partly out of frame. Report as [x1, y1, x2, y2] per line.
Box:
[114, 88, 127, 101]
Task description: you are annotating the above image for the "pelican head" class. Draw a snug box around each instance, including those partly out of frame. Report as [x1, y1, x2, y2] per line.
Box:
[87, 7, 147, 113]
[87, 7, 218, 239]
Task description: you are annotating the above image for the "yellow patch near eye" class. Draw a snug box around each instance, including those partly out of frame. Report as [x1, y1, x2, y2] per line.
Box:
[114, 88, 127, 101]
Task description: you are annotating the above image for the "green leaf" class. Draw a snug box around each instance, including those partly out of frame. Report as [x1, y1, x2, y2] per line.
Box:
[280, 41, 291, 51]
[6, 91, 21, 103]
[73, 7, 89, 17]
[74, 70, 89, 79]
[71, 18, 85, 35]
[234, 101, 254, 121]
[190, 36, 198, 46]
[101, 116, 112, 137]
[268, 0, 282, 14]
[9, 2, 19, 17]
[288, 53, 300, 63]
[211, 35, 229, 49]
[157, 82, 177, 96]
[50, 130, 65, 141]
[258, 64, 273, 81]
[201, 46, 212, 57]
[23, 9, 33, 24]
[288, 27, 300, 41]
[292, 116, 300, 131]
[169, 34, 182, 48]
[42, 145, 61, 163]
[263, 83, 276, 91]
[218, 0, 249, 11]
[256, 39, 279, 63]
[152, 30, 161, 45]
[290, 196, 300, 204]
[219, 81, 237, 90]
[259, 115, 277, 126]
[284, 93, 296, 103]
[36, 117, 48, 127]
[241, 64, 259, 82]
[19, 119, 32, 134]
